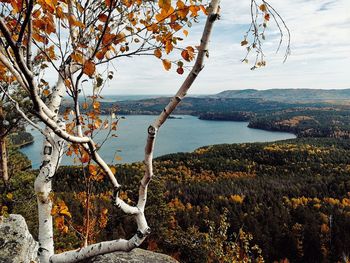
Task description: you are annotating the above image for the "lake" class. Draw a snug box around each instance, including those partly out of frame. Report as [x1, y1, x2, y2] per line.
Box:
[20, 115, 296, 169]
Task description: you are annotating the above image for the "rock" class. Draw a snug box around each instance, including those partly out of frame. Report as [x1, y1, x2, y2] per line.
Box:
[87, 248, 178, 263]
[0, 214, 177, 263]
[0, 214, 38, 263]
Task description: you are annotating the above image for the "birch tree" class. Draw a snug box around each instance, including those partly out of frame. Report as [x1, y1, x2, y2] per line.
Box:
[0, 0, 289, 262]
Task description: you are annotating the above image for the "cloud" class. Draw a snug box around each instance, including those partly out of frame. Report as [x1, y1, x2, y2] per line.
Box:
[68, 0, 350, 95]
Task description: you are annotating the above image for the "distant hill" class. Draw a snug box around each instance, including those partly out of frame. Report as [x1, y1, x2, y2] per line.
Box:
[214, 88, 350, 102]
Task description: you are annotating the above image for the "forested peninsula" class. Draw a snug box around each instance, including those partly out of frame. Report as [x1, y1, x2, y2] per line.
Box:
[67, 88, 350, 139]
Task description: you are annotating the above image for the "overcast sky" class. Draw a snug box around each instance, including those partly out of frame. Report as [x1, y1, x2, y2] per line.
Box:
[92, 0, 350, 95]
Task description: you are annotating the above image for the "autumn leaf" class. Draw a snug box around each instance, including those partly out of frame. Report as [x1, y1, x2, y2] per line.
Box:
[259, 4, 267, 12]
[264, 13, 270, 21]
[162, 59, 171, 71]
[177, 67, 184, 75]
[159, 0, 171, 12]
[241, 40, 248, 46]
[43, 89, 50, 96]
[68, 14, 85, 28]
[154, 49, 162, 58]
[83, 60, 96, 77]
[92, 101, 100, 110]
[110, 166, 117, 174]
[71, 53, 83, 64]
[176, 0, 189, 19]
[189, 5, 200, 17]
[82, 102, 88, 109]
[80, 152, 90, 163]
[183, 29, 188, 37]
[165, 41, 173, 54]
[181, 46, 195, 62]
[98, 14, 108, 22]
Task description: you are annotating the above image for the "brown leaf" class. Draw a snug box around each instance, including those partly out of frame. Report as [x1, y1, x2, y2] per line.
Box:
[259, 4, 267, 12]
[162, 59, 171, 71]
[241, 40, 248, 46]
[154, 49, 162, 59]
[159, 0, 171, 12]
[83, 60, 96, 77]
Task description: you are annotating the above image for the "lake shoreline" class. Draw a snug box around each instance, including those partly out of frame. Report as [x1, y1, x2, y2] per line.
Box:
[21, 115, 296, 169]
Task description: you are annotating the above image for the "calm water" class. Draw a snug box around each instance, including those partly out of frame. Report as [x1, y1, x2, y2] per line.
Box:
[21, 115, 296, 169]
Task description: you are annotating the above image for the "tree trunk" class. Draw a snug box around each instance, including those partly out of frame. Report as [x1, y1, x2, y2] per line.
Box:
[35, 76, 66, 263]
[0, 103, 9, 186]
[0, 136, 9, 186]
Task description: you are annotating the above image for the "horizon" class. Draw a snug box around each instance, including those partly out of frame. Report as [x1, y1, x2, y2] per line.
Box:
[43, 0, 350, 95]
[100, 0, 350, 95]
[94, 87, 350, 96]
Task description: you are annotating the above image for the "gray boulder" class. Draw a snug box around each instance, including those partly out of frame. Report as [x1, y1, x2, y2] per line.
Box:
[0, 214, 178, 263]
[0, 214, 38, 263]
[87, 248, 178, 263]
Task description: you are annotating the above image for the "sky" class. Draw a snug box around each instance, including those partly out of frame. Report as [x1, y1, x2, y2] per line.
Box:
[104, 0, 350, 95]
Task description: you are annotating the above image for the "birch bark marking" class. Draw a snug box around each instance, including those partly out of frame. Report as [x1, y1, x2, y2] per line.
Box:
[35, 126, 65, 263]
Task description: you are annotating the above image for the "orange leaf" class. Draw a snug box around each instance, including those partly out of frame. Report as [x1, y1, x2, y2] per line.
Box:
[165, 41, 173, 54]
[92, 101, 100, 110]
[83, 60, 96, 77]
[183, 29, 188, 37]
[110, 166, 117, 174]
[259, 4, 267, 12]
[162, 59, 171, 71]
[82, 102, 88, 109]
[159, 0, 171, 12]
[80, 151, 90, 163]
[71, 53, 83, 64]
[154, 49, 162, 59]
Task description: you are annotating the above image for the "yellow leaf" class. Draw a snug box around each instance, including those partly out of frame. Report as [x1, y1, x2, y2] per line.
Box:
[162, 59, 171, 71]
[110, 166, 117, 174]
[183, 29, 188, 37]
[6, 193, 13, 200]
[60, 208, 72, 218]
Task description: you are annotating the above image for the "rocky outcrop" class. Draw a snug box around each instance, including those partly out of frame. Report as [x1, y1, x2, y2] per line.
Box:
[0, 214, 178, 263]
[0, 214, 38, 263]
[87, 248, 178, 263]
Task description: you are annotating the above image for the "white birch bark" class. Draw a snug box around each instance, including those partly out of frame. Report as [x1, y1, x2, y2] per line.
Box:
[35, 77, 66, 263]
